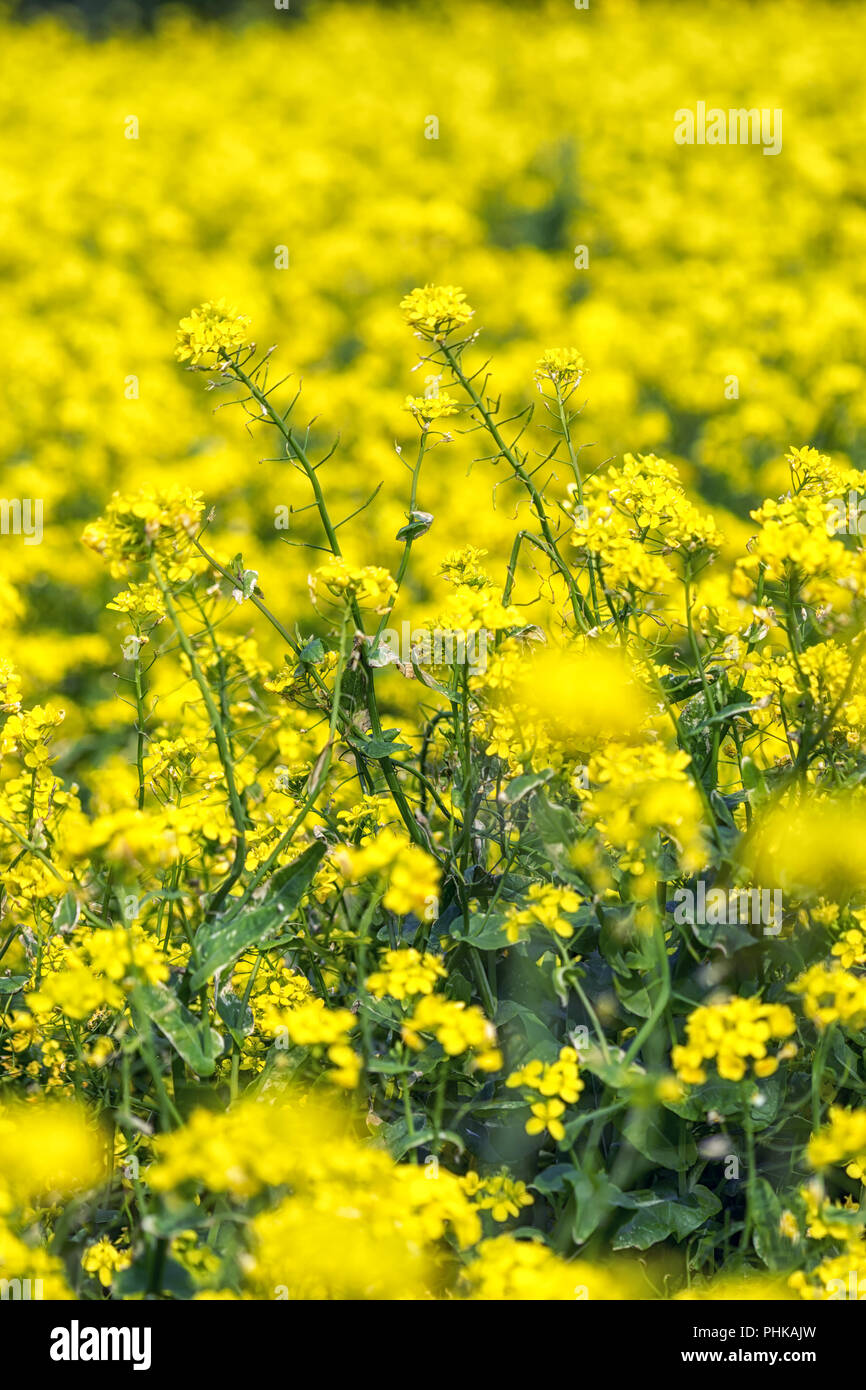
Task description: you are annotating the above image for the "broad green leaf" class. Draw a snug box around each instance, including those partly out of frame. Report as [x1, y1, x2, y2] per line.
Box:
[141, 1205, 205, 1238]
[455, 912, 510, 950]
[495, 1000, 559, 1058]
[0, 974, 28, 994]
[566, 1168, 628, 1243]
[612, 1185, 721, 1250]
[691, 914, 756, 956]
[662, 1076, 748, 1122]
[52, 892, 80, 930]
[134, 983, 222, 1077]
[216, 986, 254, 1046]
[577, 1048, 636, 1089]
[664, 1072, 785, 1130]
[531, 1163, 577, 1196]
[115, 1254, 195, 1299]
[613, 970, 654, 1019]
[189, 840, 326, 990]
[621, 1107, 697, 1171]
[298, 637, 326, 665]
[380, 1115, 464, 1161]
[504, 769, 554, 804]
[750, 1177, 794, 1269]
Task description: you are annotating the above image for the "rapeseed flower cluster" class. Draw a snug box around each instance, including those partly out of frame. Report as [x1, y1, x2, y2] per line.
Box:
[671, 998, 797, 1085]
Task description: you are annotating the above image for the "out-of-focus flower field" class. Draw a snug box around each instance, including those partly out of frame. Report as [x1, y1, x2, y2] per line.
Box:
[4, 0, 866, 1302]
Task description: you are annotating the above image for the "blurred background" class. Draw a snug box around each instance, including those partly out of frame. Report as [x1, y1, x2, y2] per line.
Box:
[7, 0, 500, 27]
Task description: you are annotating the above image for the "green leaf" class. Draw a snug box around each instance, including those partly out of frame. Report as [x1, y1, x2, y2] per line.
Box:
[577, 1049, 636, 1089]
[52, 891, 80, 930]
[233, 568, 258, 600]
[612, 1185, 721, 1250]
[115, 1254, 195, 1299]
[141, 1205, 204, 1238]
[690, 700, 760, 734]
[528, 790, 580, 876]
[662, 1076, 745, 1122]
[691, 913, 756, 956]
[495, 1000, 559, 1058]
[660, 672, 704, 703]
[621, 1107, 697, 1171]
[134, 983, 223, 1077]
[0, 975, 28, 994]
[504, 770, 554, 804]
[189, 840, 326, 990]
[613, 972, 654, 1020]
[454, 912, 511, 950]
[599, 906, 651, 978]
[665, 1071, 785, 1130]
[531, 1163, 576, 1196]
[216, 987, 254, 1047]
[750, 1178, 794, 1269]
[396, 510, 434, 542]
[365, 1055, 414, 1075]
[380, 1116, 464, 1161]
[741, 756, 767, 795]
[345, 730, 412, 759]
[298, 637, 326, 665]
[566, 1168, 628, 1243]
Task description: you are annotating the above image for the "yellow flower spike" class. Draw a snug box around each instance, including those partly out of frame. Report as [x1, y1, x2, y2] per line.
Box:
[400, 285, 474, 340]
[176, 300, 251, 367]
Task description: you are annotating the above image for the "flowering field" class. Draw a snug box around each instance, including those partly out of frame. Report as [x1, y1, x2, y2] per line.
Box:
[3, 0, 866, 1307]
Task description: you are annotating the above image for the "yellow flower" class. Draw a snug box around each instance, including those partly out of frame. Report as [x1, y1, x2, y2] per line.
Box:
[400, 284, 474, 339]
[808, 1107, 866, 1178]
[310, 558, 398, 614]
[534, 348, 586, 394]
[461, 1237, 644, 1300]
[507, 1046, 584, 1104]
[0, 1102, 106, 1209]
[831, 926, 866, 970]
[525, 1099, 566, 1143]
[326, 1042, 362, 1089]
[791, 963, 866, 1031]
[280, 1001, 356, 1047]
[462, 1171, 534, 1222]
[404, 393, 461, 423]
[779, 1209, 800, 1242]
[671, 996, 796, 1085]
[82, 485, 204, 579]
[366, 947, 446, 1000]
[402, 994, 499, 1067]
[81, 1237, 131, 1288]
[339, 829, 440, 919]
[503, 884, 583, 943]
[746, 796, 866, 901]
[175, 299, 250, 366]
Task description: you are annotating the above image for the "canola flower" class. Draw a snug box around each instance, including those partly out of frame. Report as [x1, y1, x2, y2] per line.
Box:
[503, 883, 583, 944]
[401, 995, 502, 1072]
[791, 964, 866, 1032]
[671, 998, 797, 1086]
[808, 1108, 866, 1179]
[81, 1238, 131, 1290]
[400, 285, 475, 341]
[462, 1170, 534, 1223]
[365, 947, 447, 1000]
[175, 300, 251, 367]
[2, 0, 866, 1301]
